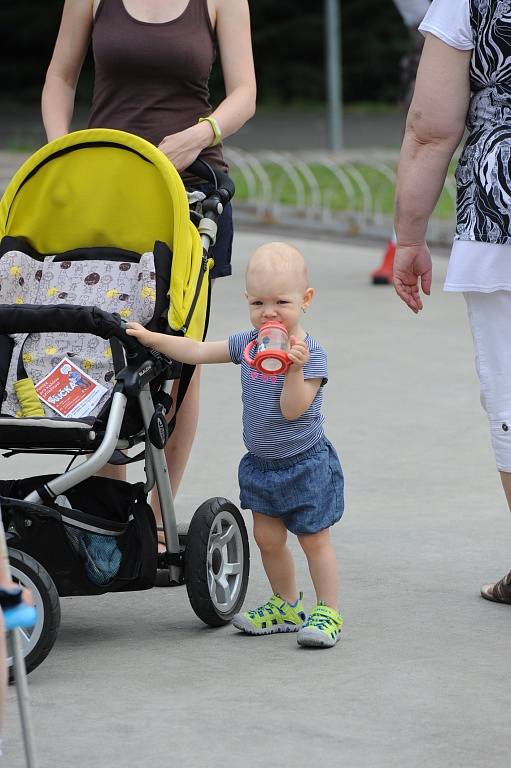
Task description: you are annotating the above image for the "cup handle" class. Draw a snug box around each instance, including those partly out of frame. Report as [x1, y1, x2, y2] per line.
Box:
[243, 340, 257, 367]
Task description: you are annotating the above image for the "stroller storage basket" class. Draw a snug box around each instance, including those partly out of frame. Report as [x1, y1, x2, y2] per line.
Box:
[0, 475, 157, 596]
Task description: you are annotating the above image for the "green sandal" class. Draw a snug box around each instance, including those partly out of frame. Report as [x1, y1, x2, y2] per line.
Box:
[297, 603, 343, 648]
[232, 593, 306, 635]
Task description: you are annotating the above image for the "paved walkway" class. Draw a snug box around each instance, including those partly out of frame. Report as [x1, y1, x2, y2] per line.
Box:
[5, 232, 511, 767]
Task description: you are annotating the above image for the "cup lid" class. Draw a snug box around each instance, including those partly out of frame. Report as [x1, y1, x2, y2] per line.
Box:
[259, 321, 288, 334]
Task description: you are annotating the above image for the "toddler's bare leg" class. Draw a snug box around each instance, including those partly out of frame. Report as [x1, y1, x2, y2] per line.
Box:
[298, 528, 338, 609]
[253, 512, 298, 604]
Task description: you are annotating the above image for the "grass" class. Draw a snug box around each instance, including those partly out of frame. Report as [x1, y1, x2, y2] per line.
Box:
[0, 143, 457, 221]
[229, 160, 456, 220]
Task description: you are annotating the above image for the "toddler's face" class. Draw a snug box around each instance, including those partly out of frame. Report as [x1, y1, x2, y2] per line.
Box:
[245, 268, 311, 333]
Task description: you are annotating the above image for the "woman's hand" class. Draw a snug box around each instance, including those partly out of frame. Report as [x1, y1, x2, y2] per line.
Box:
[393, 242, 432, 314]
[158, 122, 213, 172]
[288, 337, 310, 370]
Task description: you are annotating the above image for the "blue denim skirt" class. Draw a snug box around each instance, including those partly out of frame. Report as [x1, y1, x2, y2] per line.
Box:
[238, 437, 344, 535]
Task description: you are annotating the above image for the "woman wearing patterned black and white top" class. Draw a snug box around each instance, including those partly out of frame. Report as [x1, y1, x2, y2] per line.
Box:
[394, 0, 511, 603]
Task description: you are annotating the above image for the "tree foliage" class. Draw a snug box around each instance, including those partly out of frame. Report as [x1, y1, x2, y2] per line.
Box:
[248, 0, 407, 103]
[1, 1, 408, 104]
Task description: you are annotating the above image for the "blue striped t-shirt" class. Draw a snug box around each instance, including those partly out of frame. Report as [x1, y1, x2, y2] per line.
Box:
[228, 330, 328, 459]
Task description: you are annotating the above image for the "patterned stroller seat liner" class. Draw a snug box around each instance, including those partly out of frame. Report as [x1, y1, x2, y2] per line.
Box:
[0, 241, 166, 419]
[0, 240, 173, 420]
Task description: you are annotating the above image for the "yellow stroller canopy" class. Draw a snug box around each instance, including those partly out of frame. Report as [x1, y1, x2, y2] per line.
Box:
[0, 129, 206, 339]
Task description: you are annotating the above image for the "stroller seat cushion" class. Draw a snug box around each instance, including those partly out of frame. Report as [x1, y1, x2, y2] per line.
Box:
[0, 240, 169, 421]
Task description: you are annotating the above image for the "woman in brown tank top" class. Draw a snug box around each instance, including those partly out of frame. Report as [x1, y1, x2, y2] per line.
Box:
[41, 0, 256, 538]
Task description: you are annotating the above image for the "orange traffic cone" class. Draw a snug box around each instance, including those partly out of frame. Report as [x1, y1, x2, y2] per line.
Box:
[371, 232, 396, 285]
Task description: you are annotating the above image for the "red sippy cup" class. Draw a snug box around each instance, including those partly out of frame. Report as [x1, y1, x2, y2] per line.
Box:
[243, 321, 291, 375]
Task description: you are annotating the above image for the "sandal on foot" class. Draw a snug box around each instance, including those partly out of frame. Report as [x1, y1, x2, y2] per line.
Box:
[232, 593, 306, 635]
[481, 570, 511, 604]
[297, 603, 343, 648]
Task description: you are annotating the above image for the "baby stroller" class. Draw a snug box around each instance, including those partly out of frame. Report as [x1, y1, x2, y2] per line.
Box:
[0, 129, 250, 676]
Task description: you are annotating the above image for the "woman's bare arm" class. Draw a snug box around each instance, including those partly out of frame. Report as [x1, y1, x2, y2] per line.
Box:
[41, 0, 95, 142]
[395, 34, 471, 245]
[393, 34, 472, 311]
[209, 0, 257, 138]
[158, 0, 256, 170]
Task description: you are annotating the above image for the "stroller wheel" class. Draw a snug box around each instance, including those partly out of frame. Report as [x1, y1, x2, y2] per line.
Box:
[185, 498, 249, 627]
[7, 548, 61, 679]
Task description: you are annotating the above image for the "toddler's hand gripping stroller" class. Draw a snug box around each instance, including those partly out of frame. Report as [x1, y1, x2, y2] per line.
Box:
[0, 129, 250, 676]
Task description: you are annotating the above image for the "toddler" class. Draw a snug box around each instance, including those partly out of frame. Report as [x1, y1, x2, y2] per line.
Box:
[127, 242, 344, 648]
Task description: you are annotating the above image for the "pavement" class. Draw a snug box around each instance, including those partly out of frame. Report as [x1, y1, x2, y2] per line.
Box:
[4, 231, 511, 767]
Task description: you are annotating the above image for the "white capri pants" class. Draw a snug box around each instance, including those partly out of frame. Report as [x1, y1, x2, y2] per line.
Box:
[465, 291, 511, 471]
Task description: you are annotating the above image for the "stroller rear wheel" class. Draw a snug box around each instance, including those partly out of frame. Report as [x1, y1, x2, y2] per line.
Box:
[185, 498, 249, 626]
[7, 548, 61, 679]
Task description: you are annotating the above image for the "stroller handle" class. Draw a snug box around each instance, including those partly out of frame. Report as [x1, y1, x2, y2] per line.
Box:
[186, 159, 235, 203]
[0, 304, 141, 357]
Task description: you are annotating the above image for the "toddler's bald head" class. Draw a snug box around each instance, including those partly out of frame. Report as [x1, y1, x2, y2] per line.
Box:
[246, 242, 309, 293]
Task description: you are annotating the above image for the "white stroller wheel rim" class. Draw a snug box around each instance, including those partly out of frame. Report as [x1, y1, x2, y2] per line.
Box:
[206, 509, 244, 614]
[7, 565, 45, 666]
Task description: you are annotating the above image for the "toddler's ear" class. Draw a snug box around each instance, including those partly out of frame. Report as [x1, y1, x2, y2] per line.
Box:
[303, 287, 314, 307]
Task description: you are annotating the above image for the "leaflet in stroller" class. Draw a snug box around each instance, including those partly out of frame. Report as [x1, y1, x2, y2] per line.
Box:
[0, 129, 250, 676]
